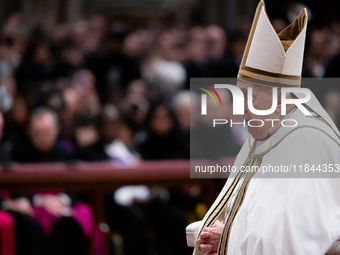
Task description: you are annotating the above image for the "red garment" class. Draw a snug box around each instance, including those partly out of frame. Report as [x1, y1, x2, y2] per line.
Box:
[0, 210, 15, 255]
[72, 203, 93, 238]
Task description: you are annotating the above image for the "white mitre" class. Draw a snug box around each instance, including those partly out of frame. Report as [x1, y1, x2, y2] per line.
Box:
[238, 1, 340, 138]
[237, 0, 307, 87]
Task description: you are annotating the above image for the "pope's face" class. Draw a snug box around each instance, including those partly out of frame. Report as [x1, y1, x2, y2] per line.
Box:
[236, 80, 281, 140]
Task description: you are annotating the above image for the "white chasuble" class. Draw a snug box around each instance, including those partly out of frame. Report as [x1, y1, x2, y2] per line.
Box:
[188, 91, 340, 255]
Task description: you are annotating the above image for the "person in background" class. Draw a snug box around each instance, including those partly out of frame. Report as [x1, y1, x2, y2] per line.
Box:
[1, 78, 28, 154]
[76, 104, 120, 161]
[77, 104, 140, 164]
[304, 29, 328, 77]
[0, 110, 47, 255]
[87, 23, 141, 104]
[76, 105, 148, 255]
[172, 90, 192, 158]
[15, 40, 56, 84]
[206, 25, 239, 78]
[73, 115, 99, 149]
[183, 26, 209, 90]
[9, 107, 89, 255]
[57, 70, 100, 153]
[0, 112, 15, 255]
[0, 110, 12, 162]
[76, 104, 192, 255]
[12, 107, 71, 162]
[53, 40, 85, 79]
[119, 79, 150, 132]
[141, 28, 187, 99]
[138, 102, 187, 160]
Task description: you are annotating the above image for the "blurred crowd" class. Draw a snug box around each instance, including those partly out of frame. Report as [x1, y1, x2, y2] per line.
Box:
[0, 8, 339, 164]
[0, 1, 339, 254]
[0, 14, 243, 164]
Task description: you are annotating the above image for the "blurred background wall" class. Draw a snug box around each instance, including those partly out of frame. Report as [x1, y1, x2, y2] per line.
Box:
[1, 0, 339, 34]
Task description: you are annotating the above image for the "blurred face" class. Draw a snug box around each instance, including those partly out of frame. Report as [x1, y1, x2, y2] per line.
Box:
[126, 80, 147, 97]
[75, 126, 98, 147]
[100, 117, 120, 144]
[62, 47, 83, 67]
[206, 25, 226, 59]
[150, 106, 173, 136]
[63, 88, 80, 122]
[34, 42, 53, 64]
[29, 114, 59, 152]
[310, 30, 326, 57]
[187, 27, 208, 63]
[11, 97, 28, 125]
[237, 80, 281, 140]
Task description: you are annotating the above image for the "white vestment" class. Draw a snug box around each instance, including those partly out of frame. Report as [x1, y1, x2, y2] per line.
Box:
[187, 90, 340, 255]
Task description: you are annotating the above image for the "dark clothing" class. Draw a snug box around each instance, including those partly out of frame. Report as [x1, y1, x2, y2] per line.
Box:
[184, 61, 210, 90]
[8, 210, 48, 255]
[183, 53, 238, 90]
[77, 140, 191, 255]
[8, 138, 87, 255]
[207, 53, 239, 78]
[324, 53, 340, 78]
[0, 141, 12, 162]
[138, 131, 188, 160]
[105, 195, 193, 255]
[75, 140, 110, 161]
[8, 210, 88, 255]
[12, 138, 72, 163]
[87, 53, 140, 103]
[48, 216, 88, 255]
[15, 59, 57, 89]
[177, 130, 190, 159]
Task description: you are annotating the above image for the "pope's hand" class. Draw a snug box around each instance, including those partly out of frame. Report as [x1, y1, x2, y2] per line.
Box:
[196, 220, 224, 255]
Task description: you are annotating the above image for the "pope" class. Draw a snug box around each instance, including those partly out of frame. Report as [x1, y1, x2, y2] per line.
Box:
[187, 1, 340, 255]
